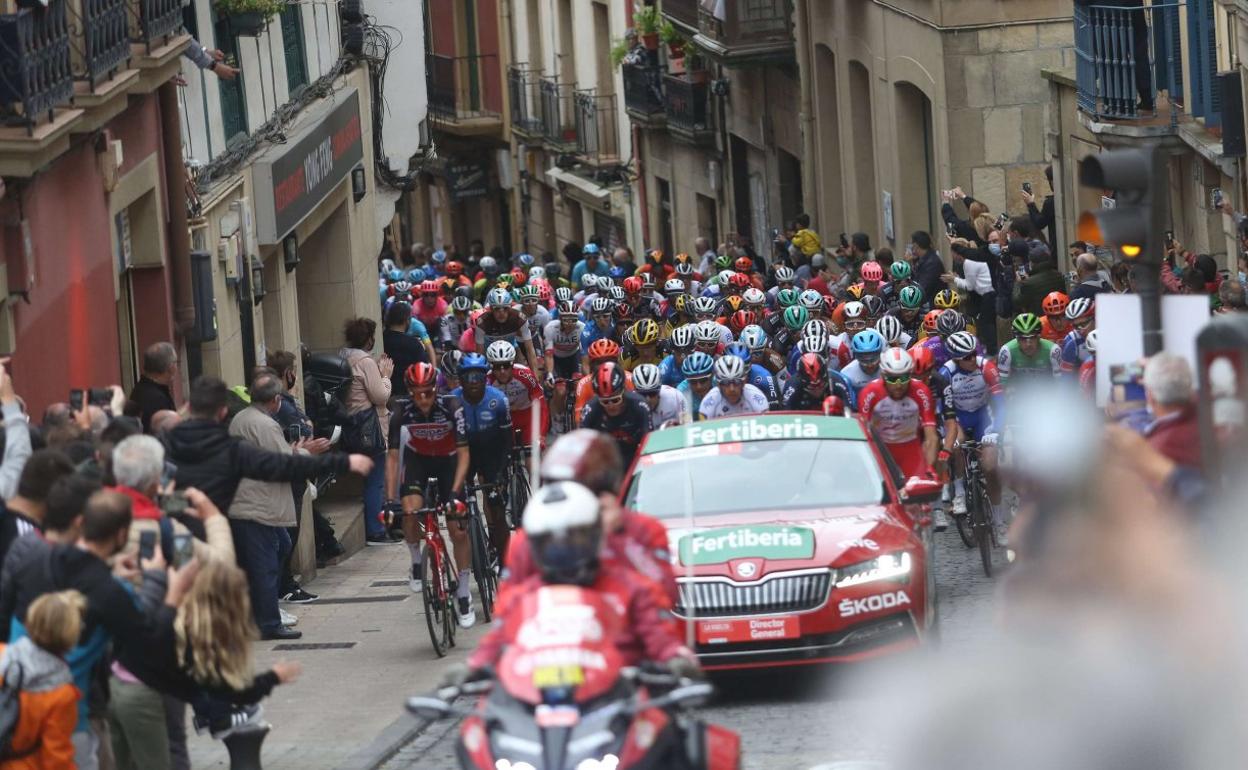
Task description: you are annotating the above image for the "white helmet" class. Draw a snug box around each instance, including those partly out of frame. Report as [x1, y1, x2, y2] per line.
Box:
[582, 273, 600, 290]
[528, 266, 546, 280]
[1084, 329, 1098, 354]
[695, 320, 721, 344]
[875, 315, 903, 344]
[670, 324, 696, 349]
[742, 287, 766, 307]
[664, 278, 686, 295]
[713, 355, 746, 383]
[485, 340, 517, 364]
[522, 481, 602, 586]
[945, 331, 979, 358]
[739, 324, 768, 351]
[842, 301, 866, 320]
[774, 266, 796, 283]
[801, 320, 828, 352]
[879, 347, 914, 377]
[1065, 297, 1094, 320]
[632, 363, 662, 393]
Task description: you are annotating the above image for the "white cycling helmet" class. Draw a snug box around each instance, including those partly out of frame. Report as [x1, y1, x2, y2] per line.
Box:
[670, 324, 696, 349]
[691, 296, 718, 317]
[664, 278, 686, 295]
[1084, 329, 1098, 354]
[1065, 297, 1095, 320]
[739, 324, 768, 351]
[485, 340, 517, 364]
[842, 301, 866, 320]
[742, 287, 766, 307]
[801, 320, 828, 352]
[582, 273, 600, 290]
[945, 331, 979, 358]
[590, 297, 613, 314]
[632, 363, 662, 393]
[875, 315, 903, 345]
[774, 266, 796, 283]
[695, 320, 721, 344]
[713, 355, 746, 383]
[879, 347, 914, 377]
[528, 266, 546, 280]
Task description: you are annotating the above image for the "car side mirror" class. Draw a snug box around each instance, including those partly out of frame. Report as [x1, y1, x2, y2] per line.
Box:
[901, 476, 942, 504]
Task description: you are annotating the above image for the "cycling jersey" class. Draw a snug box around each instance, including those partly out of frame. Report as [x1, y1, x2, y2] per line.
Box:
[698, 384, 770, 420]
[487, 365, 548, 444]
[747, 364, 780, 404]
[451, 385, 513, 441]
[1079, 358, 1096, 395]
[781, 373, 857, 413]
[474, 309, 532, 352]
[388, 396, 466, 458]
[858, 380, 936, 445]
[574, 371, 634, 425]
[675, 379, 707, 418]
[642, 385, 688, 430]
[442, 312, 472, 349]
[1059, 329, 1090, 377]
[1039, 315, 1070, 344]
[938, 357, 1003, 441]
[413, 297, 448, 339]
[580, 392, 651, 462]
[520, 305, 551, 349]
[885, 307, 924, 339]
[996, 338, 1061, 387]
[579, 320, 616, 352]
[839, 360, 880, 395]
[658, 354, 686, 387]
[918, 334, 986, 370]
[543, 319, 584, 360]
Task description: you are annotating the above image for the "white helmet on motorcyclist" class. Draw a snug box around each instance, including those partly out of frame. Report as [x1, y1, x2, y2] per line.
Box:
[523, 481, 602, 586]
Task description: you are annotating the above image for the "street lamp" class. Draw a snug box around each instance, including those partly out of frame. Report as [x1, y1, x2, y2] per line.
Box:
[282, 233, 300, 273]
[251, 256, 266, 306]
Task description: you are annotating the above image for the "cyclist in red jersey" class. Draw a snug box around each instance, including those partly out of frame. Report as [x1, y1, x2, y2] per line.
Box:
[484, 340, 549, 447]
[1039, 291, 1071, 343]
[858, 348, 939, 480]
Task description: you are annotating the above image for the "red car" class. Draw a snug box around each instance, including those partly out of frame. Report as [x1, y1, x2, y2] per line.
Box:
[622, 413, 941, 670]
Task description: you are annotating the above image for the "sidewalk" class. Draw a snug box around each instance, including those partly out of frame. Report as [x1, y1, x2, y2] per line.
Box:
[187, 522, 488, 770]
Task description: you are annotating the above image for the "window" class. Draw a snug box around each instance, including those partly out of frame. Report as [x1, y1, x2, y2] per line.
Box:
[214, 16, 248, 141]
[280, 6, 308, 93]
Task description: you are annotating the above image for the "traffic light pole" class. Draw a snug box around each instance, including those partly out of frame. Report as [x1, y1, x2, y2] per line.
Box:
[1139, 147, 1169, 356]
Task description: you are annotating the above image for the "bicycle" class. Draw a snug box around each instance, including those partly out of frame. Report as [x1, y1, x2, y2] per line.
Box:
[502, 443, 531, 531]
[460, 481, 501, 622]
[398, 478, 461, 657]
[959, 440, 998, 577]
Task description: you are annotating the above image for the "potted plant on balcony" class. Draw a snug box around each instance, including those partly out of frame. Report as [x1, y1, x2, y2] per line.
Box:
[611, 37, 632, 68]
[214, 0, 287, 37]
[633, 5, 660, 50]
[659, 20, 686, 60]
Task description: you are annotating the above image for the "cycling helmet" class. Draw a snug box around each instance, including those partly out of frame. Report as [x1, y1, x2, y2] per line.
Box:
[515, 284, 539, 302]
[670, 324, 696, 350]
[485, 340, 517, 364]
[418, 280, 439, 296]
[608, 286, 626, 303]
[846, 283, 866, 300]
[674, 259, 693, 276]
[722, 295, 744, 314]
[714, 254, 732, 271]
[590, 297, 613, 315]
[728, 272, 751, 291]
[899, 285, 924, 310]
[586, 338, 621, 362]
[440, 350, 463, 377]
[557, 299, 577, 317]
[890, 261, 913, 281]
[593, 361, 626, 398]
[713, 355, 746, 384]
[584, 243, 601, 257]
[851, 329, 885, 356]
[879, 347, 914, 378]
[479, 256, 499, 276]
[774, 266, 796, 284]
[1042, 291, 1070, 317]
[664, 278, 685, 295]
[728, 309, 757, 335]
[632, 363, 662, 394]
[432, 250, 447, 264]
[1012, 312, 1043, 337]
[582, 274, 600, 291]
[537, 282, 553, 305]
[529, 266, 546, 281]
[494, 274, 515, 290]
[404, 362, 438, 388]
[446, 260, 465, 277]
[782, 305, 810, 331]
[724, 342, 751, 363]
[407, 268, 427, 284]
[510, 268, 528, 287]
[861, 295, 886, 319]
[1084, 329, 1099, 354]
[695, 320, 721, 344]
[681, 351, 715, 378]
[598, 277, 615, 291]
[1065, 297, 1094, 320]
[631, 318, 660, 347]
[555, 286, 574, 303]
[936, 309, 966, 337]
[640, 271, 657, 290]
[842, 301, 866, 322]
[516, 253, 535, 268]
[609, 266, 628, 281]
[523, 480, 602, 587]
[386, 268, 404, 283]
[860, 261, 884, 282]
[739, 325, 768, 351]
[390, 280, 413, 297]
[614, 303, 634, 323]
[909, 346, 935, 377]
[799, 290, 824, 312]
[742, 287, 766, 308]
[922, 309, 942, 334]
[486, 287, 512, 307]
[673, 294, 691, 316]
[381, 258, 397, 275]
[801, 320, 829, 352]
[691, 296, 718, 318]
[945, 331, 978, 358]
[776, 288, 800, 309]
[459, 352, 489, 374]
[734, 256, 754, 274]
[933, 288, 961, 310]
[545, 261, 563, 280]
[797, 352, 827, 383]
[450, 295, 473, 312]
[875, 315, 904, 344]
[717, 270, 736, 287]
[622, 276, 644, 296]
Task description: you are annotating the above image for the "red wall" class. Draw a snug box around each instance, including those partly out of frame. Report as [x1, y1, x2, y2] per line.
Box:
[0, 93, 173, 419]
[429, 0, 457, 56]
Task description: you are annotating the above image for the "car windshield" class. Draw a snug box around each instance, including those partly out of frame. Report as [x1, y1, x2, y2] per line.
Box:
[624, 439, 886, 520]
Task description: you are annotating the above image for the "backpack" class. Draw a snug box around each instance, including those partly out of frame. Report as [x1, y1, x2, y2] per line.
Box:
[304, 353, 353, 442]
[0, 661, 27, 758]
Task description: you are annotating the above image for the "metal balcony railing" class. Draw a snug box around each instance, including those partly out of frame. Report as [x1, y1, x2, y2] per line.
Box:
[428, 52, 501, 122]
[622, 61, 664, 119]
[698, 0, 794, 59]
[662, 73, 711, 140]
[508, 64, 543, 137]
[574, 89, 619, 164]
[539, 76, 577, 149]
[130, 0, 182, 53]
[70, 0, 131, 91]
[1075, 2, 1184, 121]
[0, 1, 73, 134]
[662, 0, 699, 32]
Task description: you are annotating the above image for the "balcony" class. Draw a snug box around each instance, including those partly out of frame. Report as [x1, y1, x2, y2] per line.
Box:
[72, 0, 131, 92]
[622, 61, 665, 128]
[539, 76, 577, 151]
[662, 0, 698, 33]
[427, 52, 503, 137]
[573, 89, 620, 166]
[0, 1, 74, 135]
[129, 0, 182, 53]
[663, 73, 713, 144]
[695, 0, 794, 66]
[508, 64, 544, 142]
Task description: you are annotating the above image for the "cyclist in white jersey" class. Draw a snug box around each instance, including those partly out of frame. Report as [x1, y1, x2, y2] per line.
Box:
[632, 363, 688, 430]
[698, 356, 770, 420]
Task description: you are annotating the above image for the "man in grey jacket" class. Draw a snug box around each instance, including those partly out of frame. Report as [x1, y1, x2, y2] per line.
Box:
[229, 373, 325, 640]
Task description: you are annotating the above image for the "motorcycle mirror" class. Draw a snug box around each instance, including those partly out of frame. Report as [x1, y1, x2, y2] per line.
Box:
[640, 682, 715, 713]
[406, 696, 453, 720]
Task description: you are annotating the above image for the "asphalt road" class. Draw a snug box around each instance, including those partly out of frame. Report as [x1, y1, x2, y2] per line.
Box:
[380, 530, 998, 770]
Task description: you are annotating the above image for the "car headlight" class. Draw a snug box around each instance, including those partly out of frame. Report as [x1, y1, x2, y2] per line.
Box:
[835, 552, 912, 588]
[575, 757, 620, 770]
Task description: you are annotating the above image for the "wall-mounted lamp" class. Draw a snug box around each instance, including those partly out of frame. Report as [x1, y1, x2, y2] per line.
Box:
[351, 165, 367, 203]
[251, 256, 266, 306]
[282, 233, 300, 273]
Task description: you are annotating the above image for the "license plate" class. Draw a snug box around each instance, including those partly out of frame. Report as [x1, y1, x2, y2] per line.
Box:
[531, 664, 585, 689]
[695, 616, 800, 644]
[534, 704, 580, 727]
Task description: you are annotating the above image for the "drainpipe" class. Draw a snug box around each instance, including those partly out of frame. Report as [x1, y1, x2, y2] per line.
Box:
[793, 0, 817, 227]
[159, 81, 199, 378]
[635, 122, 649, 248]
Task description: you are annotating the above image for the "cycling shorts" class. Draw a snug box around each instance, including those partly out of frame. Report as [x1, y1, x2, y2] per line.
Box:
[885, 439, 930, 480]
[400, 453, 457, 503]
[467, 441, 509, 488]
[552, 354, 581, 380]
[954, 406, 997, 444]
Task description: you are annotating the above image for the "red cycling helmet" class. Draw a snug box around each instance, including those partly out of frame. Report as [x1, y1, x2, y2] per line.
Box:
[587, 338, 621, 362]
[729, 309, 757, 335]
[1042, 291, 1069, 317]
[728, 272, 751, 290]
[922, 309, 942, 334]
[622, 276, 644, 296]
[860, 261, 884, 282]
[822, 396, 845, 416]
[909, 345, 935, 377]
[798, 352, 827, 384]
[540, 429, 625, 495]
[510, 268, 527, 286]
[594, 361, 626, 398]
[734, 256, 754, 274]
[446, 260, 464, 277]
[419, 280, 440, 295]
[404, 362, 438, 388]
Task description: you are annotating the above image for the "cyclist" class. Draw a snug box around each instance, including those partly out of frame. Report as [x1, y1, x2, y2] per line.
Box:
[452, 353, 515, 573]
[724, 341, 780, 405]
[996, 313, 1061, 390]
[574, 338, 634, 424]
[440, 260, 473, 296]
[787, 319, 831, 375]
[879, 261, 914, 307]
[1039, 291, 1071, 343]
[384, 363, 471, 604]
[658, 324, 695, 387]
[916, 309, 974, 369]
[441, 295, 476, 352]
[675, 351, 716, 417]
[914, 309, 942, 343]
[580, 361, 651, 463]
[621, 276, 659, 320]
[783, 352, 857, 412]
[485, 340, 548, 448]
[776, 305, 810, 357]
[939, 331, 1007, 542]
[1079, 329, 1098, 395]
[690, 297, 732, 344]
[474, 288, 541, 372]
[886, 285, 925, 339]
[875, 314, 911, 349]
[514, 284, 551, 354]
[621, 318, 663, 371]
[413, 281, 450, 352]
[544, 300, 586, 380]
[693, 320, 726, 357]
[632, 363, 688, 430]
[1059, 297, 1095, 380]
[471, 256, 503, 301]
[739, 324, 786, 379]
[699, 356, 770, 419]
[831, 301, 868, 368]
[579, 296, 617, 352]
[840, 329, 886, 396]
[437, 350, 462, 394]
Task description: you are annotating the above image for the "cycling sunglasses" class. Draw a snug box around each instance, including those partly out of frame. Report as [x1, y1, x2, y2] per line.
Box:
[1072, 317, 1094, 329]
[687, 376, 712, 386]
[884, 376, 911, 386]
[600, 395, 624, 406]
[461, 371, 487, 383]
[490, 363, 513, 371]
[411, 387, 437, 399]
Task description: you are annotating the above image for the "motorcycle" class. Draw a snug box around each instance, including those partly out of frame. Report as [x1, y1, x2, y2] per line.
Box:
[406, 584, 741, 770]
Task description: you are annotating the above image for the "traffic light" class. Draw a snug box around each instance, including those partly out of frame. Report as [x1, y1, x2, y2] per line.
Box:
[1075, 147, 1162, 262]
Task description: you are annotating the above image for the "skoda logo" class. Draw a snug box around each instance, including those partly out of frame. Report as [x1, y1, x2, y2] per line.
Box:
[736, 562, 757, 578]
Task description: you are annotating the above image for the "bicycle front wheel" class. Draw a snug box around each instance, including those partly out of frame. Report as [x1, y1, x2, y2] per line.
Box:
[468, 510, 499, 622]
[442, 551, 458, 648]
[421, 548, 449, 657]
[954, 507, 976, 548]
[507, 461, 530, 530]
[971, 482, 994, 578]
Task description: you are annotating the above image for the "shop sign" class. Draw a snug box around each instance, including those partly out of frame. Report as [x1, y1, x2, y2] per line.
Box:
[447, 157, 490, 202]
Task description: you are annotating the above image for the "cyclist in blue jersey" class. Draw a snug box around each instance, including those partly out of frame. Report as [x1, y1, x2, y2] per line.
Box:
[723, 342, 779, 406]
[1059, 297, 1096, 379]
[658, 324, 695, 387]
[840, 329, 886, 397]
[675, 351, 715, 419]
[451, 353, 514, 567]
[580, 296, 617, 352]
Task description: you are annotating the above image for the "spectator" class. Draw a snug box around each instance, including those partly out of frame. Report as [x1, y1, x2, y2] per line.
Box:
[612, 247, 638, 275]
[1069, 252, 1112, 300]
[0, 449, 74, 564]
[340, 320, 395, 546]
[1142, 353, 1202, 469]
[1013, 241, 1067, 316]
[1218, 280, 1246, 312]
[0, 590, 86, 770]
[941, 188, 991, 248]
[571, 244, 610, 289]
[162, 376, 370, 517]
[0, 361, 30, 502]
[1111, 261, 1134, 293]
[806, 253, 834, 296]
[790, 213, 822, 259]
[909, 231, 944, 304]
[150, 410, 181, 437]
[129, 343, 179, 433]
[694, 237, 717, 276]
[944, 237, 1000, 353]
[382, 302, 427, 397]
[848, 232, 874, 265]
[1023, 165, 1058, 247]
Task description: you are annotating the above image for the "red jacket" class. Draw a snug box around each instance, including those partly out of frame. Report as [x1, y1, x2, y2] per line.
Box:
[1144, 405, 1203, 469]
[470, 562, 688, 670]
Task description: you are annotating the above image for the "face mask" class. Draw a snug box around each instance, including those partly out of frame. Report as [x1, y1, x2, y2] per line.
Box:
[987, 243, 1002, 257]
[1239, 271, 1246, 285]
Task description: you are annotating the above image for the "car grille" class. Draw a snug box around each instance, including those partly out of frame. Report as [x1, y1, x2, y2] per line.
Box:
[674, 570, 833, 618]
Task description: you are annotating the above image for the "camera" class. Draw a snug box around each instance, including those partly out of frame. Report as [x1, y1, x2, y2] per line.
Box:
[69, 388, 113, 412]
[1022, 181, 1032, 195]
[157, 491, 189, 518]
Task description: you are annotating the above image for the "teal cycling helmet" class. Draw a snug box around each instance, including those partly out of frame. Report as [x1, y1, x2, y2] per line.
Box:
[681, 351, 715, 378]
[782, 305, 810, 331]
[898, 285, 924, 310]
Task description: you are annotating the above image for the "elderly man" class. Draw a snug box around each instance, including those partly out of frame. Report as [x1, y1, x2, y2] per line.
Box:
[129, 342, 178, 432]
[1142, 353, 1202, 469]
[1069, 253, 1112, 301]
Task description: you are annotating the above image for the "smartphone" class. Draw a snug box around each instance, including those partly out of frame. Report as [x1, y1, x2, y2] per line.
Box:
[285, 424, 302, 444]
[1022, 181, 1032, 195]
[945, 221, 957, 237]
[88, 388, 112, 407]
[161, 461, 177, 489]
[158, 491, 189, 518]
[839, 233, 849, 249]
[69, 389, 84, 412]
[172, 534, 194, 568]
[1165, 230, 1174, 247]
[1212, 188, 1224, 209]
[139, 530, 157, 561]
[1016, 266, 1027, 280]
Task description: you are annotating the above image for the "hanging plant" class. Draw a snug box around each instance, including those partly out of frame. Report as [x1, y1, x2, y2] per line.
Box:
[611, 38, 632, 68]
[633, 5, 660, 50]
[213, 0, 287, 36]
[659, 20, 686, 59]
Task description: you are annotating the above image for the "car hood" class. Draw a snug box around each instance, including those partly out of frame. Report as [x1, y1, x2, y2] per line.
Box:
[661, 506, 916, 579]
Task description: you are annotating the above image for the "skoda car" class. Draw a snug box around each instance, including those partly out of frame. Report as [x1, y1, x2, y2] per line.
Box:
[622, 413, 941, 670]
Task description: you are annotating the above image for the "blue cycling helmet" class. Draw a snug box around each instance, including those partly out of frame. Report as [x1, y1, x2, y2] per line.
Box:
[431, 250, 447, 263]
[583, 243, 601, 256]
[724, 342, 751, 363]
[406, 268, 425, 283]
[851, 329, 885, 356]
[681, 351, 715, 378]
[609, 265, 628, 279]
[516, 252, 535, 267]
[387, 269, 404, 282]
[459, 353, 489, 374]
